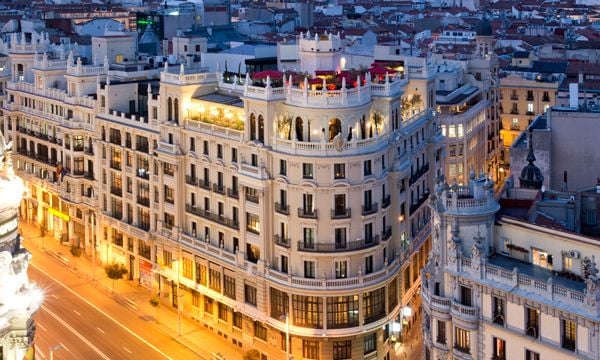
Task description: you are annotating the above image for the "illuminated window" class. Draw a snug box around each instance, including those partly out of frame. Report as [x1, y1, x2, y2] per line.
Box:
[448, 125, 456, 138]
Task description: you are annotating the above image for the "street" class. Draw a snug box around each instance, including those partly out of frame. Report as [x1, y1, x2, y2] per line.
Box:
[25, 240, 202, 360]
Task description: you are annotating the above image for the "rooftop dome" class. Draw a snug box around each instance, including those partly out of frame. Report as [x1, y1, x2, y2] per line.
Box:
[476, 17, 493, 37]
[519, 128, 544, 189]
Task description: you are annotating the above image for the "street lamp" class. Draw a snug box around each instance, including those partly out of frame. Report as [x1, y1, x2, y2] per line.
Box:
[279, 313, 290, 360]
[49, 344, 63, 360]
[90, 210, 96, 281]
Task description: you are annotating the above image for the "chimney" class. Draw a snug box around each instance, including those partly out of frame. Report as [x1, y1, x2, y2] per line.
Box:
[579, 71, 584, 84]
[569, 82, 579, 109]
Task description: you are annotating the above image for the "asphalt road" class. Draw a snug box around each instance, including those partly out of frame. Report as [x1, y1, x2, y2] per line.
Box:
[28, 254, 201, 360]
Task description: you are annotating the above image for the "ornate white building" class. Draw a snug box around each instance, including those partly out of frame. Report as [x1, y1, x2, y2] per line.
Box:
[3, 30, 443, 359]
[421, 173, 600, 360]
[0, 132, 41, 360]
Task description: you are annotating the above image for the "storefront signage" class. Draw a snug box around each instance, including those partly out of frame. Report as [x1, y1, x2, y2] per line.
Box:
[139, 259, 153, 290]
[0, 216, 18, 237]
[48, 208, 70, 221]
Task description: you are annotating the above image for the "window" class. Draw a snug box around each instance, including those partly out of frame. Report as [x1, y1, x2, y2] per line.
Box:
[304, 261, 315, 278]
[454, 327, 470, 353]
[218, 303, 228, 321]
[182, 257, 194, 280]
[460, 285, 472, 306]
[302, 340, 319, 359]
[365, 255, 373, 274]
[363, 160, 372, 176]
[164, 186, 174, 204]
[231, 148, 238, 163]
[436, 320, 446, 343]
[364, 333, 376, 354]
[270, 287, 289, 319]
[334, 163, 345, 179]
[333, 340, 351, 360]
[457, 124, 463, 138]
[204, 297, 213, 314]
[246, 212, 260, 234]
[363, 288, 385, 323]
[562, 319, 576, 351]
[293, 295, 322, 328]
[224, 274, 236, 300]
[209, 267, 221, 292]
[448, 125, 456, 138]
[254, 321, 267, 341]
[251, 154, 258, 166]
[525, 349, 540, 360]
[189, 138, 195, 152]
[244, 284, 257, 306]
[195, 262, 207, 285]
[525, 307, 539, 338]
[335, 228, 346, 249]
[217, 144, 222, 159]
[492, 337, 505, 360]
[527, 103, 534, 113]
[280, 255, 289, 274]
[302, 163, 313, 179]
[203, 140, 209, 155]
[279, 159, 287, 176]
[233, 311, 242, 329]
[326, 296, 359, 328]
[335, 260, 347, 278]
[492, 296, 505, 326]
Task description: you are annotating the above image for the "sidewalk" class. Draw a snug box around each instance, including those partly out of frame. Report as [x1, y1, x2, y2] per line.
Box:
[20, 221, 244, 360]
[393, 307, 423, 360]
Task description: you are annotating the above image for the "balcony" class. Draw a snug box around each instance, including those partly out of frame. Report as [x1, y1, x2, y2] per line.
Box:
[109, 136, 121, 146]
[331, 208, 351, 219]
[110, 161, 122, 171]
[409, 163, 429, 186]
[510, 94, 518, 100]
[382, 195, 391, 209]
[510, 109, 519, 115]
[526, 96, 534, 101]
[84, 147, 94, 155]
[71, 170, 84, 176]
[562, 338, 576, 352]
[137, 171, 150, 180]
[84, 172, 94, 180]
[246, 193, 259, 204]
[185, 204, 239, 230]
[381, 226, 392, 241]
[450, 300, 479, 321]
[185, 175, 198, 186]
[362, 203, 379, 216]
[110, 187, 123, 197]
[297, 208, 318, 219]
[510, 124, 520, 131]
[137, 197, 150, 207]
[542, 96, 550, 102]
[275, 202, 289, 215]
[526, 111, 535, 116]
[212, 183, 225, 195]
[199, 180, 211, 190]
[73, 145, 84, 152]
[297, 235, 379, 252]
[273, 234, 291, 248]
[227, 187, 239, 199]
[410, 193, 429, 213]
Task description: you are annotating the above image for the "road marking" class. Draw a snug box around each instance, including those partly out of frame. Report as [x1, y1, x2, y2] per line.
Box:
[32, 264, 173, 360]
[73, 309, 81, 316]
[123, 347, 132, 354]
[35, 346, 46, 359]
[41, 305, 109, 360]
[97, 327, 105, 334]
[125, 297, 138, 310]
[59, 342, 70, 353]
[38, 323, 47, 331]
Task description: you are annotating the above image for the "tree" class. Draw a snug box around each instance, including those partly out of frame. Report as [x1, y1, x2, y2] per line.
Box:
[243, 349, 261, 360]
[104, 263, 128, 293]
[69, 245, 82, 270]
[149, 296, 160, 323]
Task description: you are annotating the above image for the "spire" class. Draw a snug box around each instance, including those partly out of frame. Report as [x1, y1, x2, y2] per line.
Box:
[526, 127, 536, 164]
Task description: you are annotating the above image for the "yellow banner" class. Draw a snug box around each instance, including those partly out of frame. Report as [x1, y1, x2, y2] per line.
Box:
[48, 208, 70, 221]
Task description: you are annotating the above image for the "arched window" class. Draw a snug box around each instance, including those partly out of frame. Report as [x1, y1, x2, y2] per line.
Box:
[249, 113, 256, 141]
[167, 97, 173, 121]
[258, 115, 265, 143]
[328, 118, 341, 142]
[295, 117, 304, 141]
[359, 115, 366, 139]
[173, 98, 179, 124]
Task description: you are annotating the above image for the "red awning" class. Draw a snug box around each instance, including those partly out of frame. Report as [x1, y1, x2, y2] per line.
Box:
[368, 66, 397, 75]
[252, 70, 284, 79]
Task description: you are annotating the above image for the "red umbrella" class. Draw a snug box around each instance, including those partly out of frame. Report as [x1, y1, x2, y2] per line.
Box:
[252, 70, 284, 79]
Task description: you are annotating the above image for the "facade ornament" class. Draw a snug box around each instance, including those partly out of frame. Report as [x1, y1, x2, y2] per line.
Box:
[333, 132, 344, 152]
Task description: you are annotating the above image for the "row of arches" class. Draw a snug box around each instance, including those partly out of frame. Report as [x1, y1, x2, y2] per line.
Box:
[286, 116, 376, 142]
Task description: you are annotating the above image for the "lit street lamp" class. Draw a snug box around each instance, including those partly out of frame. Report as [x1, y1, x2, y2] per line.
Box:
[49, 344, 63, 360]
